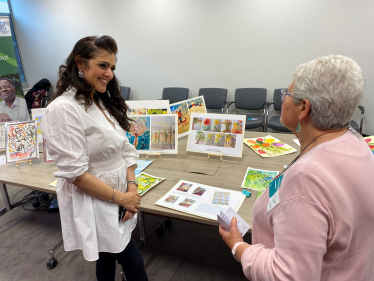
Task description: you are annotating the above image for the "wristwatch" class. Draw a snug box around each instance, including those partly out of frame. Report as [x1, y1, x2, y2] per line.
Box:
[231, 242, 247, 262]
[127, 180, 138, 187]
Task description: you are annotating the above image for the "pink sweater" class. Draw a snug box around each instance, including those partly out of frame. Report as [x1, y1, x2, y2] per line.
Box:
[242, 130, 374, 281]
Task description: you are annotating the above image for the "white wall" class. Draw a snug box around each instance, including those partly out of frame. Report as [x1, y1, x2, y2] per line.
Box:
[9, 0, 374, 134]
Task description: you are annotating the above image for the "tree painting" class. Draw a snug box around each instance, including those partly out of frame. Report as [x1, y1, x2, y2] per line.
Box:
[222, 119, 232, 133]
[127, 117, 150, 150]
[194, 131, 205, 144]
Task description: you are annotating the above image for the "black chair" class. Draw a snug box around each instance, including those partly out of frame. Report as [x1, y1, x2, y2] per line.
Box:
[198, 88, 228, 114]
[161, 87, 189, 104]
[120, 86, 131, 100]
[226, 88, 267, 131]
[350, 106, 364, 134]
[265, 89, 291, 132]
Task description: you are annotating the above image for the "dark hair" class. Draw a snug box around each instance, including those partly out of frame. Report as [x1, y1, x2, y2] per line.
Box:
[0, 78, 16, 87]
[50, 35, 131, 131]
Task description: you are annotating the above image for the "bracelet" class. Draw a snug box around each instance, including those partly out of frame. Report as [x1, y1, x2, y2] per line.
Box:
[109, 189, 116, 202]
[127, 180, 138, 187]
[231, 242, 247, 262]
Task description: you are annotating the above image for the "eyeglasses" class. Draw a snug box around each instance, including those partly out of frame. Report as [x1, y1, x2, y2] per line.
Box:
[280, 89, 294, 102]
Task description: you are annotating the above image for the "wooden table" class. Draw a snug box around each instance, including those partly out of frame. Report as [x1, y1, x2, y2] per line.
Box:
[0, 132, 299, 244]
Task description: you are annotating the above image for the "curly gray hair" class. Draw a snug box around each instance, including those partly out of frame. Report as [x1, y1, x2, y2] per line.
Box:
[291, 55, 365, 130]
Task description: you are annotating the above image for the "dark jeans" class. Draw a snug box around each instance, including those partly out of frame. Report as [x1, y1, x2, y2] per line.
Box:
[96, 237, 148, 281]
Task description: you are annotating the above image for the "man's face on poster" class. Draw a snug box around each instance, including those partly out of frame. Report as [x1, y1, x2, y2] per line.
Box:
[0, 80, 16, 102]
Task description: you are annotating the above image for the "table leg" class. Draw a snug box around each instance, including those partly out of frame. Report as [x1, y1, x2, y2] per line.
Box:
[137, 210, 146, 249]
[0, 183, 12, 216]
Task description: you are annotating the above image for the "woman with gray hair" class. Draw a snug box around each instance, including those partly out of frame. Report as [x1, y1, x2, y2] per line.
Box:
[219, 55, 374, 280]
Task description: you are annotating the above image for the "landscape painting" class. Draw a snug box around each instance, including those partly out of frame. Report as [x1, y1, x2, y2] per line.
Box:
[126, 116, 151, 150]
[151, 115, 176, 150]
[186, 96, 206, 113]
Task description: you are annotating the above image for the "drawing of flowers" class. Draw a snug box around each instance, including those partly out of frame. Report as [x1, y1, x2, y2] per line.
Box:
[204, 133, 215, 145]
[222, 119, 232, 132]
[214, 133, 225, 147]
[201, 118, 211, 131]
[212, 119, 221, 132]
[364, 137, 374, 154]
[232, 120, 243, 134]
[225, 134, 236, 148]
[195, 131, 205, 144]
[246, 137, 294, 156]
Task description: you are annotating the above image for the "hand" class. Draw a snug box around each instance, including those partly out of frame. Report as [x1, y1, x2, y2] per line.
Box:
[0, 113, 12, 122]
[219, 217, 244, 250]
[121, 210, 136, 222]
[120, 191, 141, 213]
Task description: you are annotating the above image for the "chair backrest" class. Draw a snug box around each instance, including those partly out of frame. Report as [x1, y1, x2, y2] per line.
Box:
[234, 88, 267, 110]
[273, 89, 284, 111]
[198, 88, 227, 109]
[162, 87, 189, 104]
[120, 86, 131, 100]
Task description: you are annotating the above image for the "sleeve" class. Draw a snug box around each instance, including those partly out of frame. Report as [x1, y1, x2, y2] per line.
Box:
[121, 135, 138, 169]
[241, 195, 330, 280]
[42, 101, 89, 184]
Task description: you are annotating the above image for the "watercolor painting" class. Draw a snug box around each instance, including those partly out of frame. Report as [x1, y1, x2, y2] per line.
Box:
[129, 108, 146, 115]
[151, 115, 176, 150]
[364, 136, 374, 155]
[201, 118, 212, 131]
[214, 133, 225, 147]
[194, 131, 205, 144]
[147, 109, 168, 114]
[43, 140, 53, 162]
[187, 96, 206, 113]
[192, 118, 202, 130]
[241, 167, 279, 191]
[192, 187, 207, 196]
[179, 198, 195, 208]
[126, 116, 150, 150]
[211, 119, 222, 132]
[0, 123, 5, 149]
[212, 192, 230, 205]
[221, 119, 232, 133]
[232, 120, 243, 134]
[35, 116, 43, 135]
[135, 160, 153, 176]
[176, 182, 192, 192]
[170, 102, 190, 136]
[204, 133, 215, 145]
[244, 135, 297, 157]
[225, 134, 236, 148]
[135, 172, 165, 196]
[164, 195, 179, 204]
[5, 121, 39, 162]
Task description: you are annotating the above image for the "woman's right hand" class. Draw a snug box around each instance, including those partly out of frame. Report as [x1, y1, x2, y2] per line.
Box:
[119, 191, 141, 213]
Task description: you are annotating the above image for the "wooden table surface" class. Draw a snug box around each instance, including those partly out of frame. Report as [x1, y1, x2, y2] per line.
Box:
[0, 132, 300, 228]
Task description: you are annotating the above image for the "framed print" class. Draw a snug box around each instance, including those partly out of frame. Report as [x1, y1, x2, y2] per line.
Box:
[5, 120, 39, 163]
[127, 100, 170, 115]
[43, 139, 53, 162]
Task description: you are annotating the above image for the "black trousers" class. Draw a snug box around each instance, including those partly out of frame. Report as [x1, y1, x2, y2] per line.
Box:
[96, 237, 148, 281]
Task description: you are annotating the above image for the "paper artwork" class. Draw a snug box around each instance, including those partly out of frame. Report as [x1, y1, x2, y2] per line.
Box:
[135, 172, 165, 196]
[169, 96, 207, 138]
[155, 180, 246, 221]
[135, 160, 153, 176]
[31, 108, 46, 142]
[43, 140, 53, 162]
[0, 122, 5, 149]
[151, 115, 176, 150]
[241, 167, 279, 192]
[244, 135, 297, 157]
[127, 116, 150, 150]
[5, 121, 39, 163]
[187, 113, 246, 158]
[364, 136, 374, 155]
[127, 100, 170, 116]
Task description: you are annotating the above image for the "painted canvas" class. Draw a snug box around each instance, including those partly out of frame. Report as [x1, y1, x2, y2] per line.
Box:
[151, 115, 176, 150]
[0, 123, 5, 150]
[186, 96, 206, 113]
[241, 167, 279, 192]
[31, 108, 46, 142]
[127, 100, 170, 115]
[5, 121, 39, 163]
[129, 108, 146, 115]
[364, 136, 374, 155]
[170, 101, 190, 137]
[126, 116, 151, 150]
[244, 135, 297, 157]
[43, 140, 53, 162]
[135, 172, 165, 196]
[147, 109, 167, 114]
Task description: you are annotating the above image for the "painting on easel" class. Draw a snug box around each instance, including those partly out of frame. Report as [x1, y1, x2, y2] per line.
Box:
[5, 121, 39, 163]
[151, 115, 176, 150]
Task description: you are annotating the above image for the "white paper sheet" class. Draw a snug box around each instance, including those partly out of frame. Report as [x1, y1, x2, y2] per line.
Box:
[217, 206, 251, 237]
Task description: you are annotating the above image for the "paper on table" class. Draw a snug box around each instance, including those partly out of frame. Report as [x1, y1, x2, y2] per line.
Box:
[217, 206, 251, 237]
[50, 180, 57, 187]
[293, 139, 300, 146]
[0, 155, 6, 166]
[135, 160, 153, 176]
[136, 172, 165, 196]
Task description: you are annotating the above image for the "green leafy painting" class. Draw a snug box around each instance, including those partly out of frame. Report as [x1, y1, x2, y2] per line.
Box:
[241, 167, 279, 191]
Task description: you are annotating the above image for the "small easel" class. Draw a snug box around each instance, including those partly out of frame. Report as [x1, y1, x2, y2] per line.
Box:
[15, 160, 32, 168]
[146, 153, 161, 160]
[207, 153, 223, 161]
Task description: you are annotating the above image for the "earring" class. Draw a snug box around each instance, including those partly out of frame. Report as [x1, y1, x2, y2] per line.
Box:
[296, 121, 301, 132]
[78, 70, 84, 79]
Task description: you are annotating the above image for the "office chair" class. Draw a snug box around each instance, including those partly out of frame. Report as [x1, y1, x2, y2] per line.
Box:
[120, 86, 131, 100]
[198, 88, 228, 114]
[161, 87, 189, 104]
[265, 88, 291, 132]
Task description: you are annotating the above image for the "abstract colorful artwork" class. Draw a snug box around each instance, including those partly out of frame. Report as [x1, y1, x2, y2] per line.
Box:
[179, 198, 195, 208]
[244, 135, 297, 157]
[0, 123, 5, 150]
[176, 182, 193, 192]
[147, 109, 167, 114]
[151, 115, 176, 150]
[135, 172, 165, 196]
[241, 167, 279, 192]
[364, 136, 374, 155]
[164, 195, 179, 204]
[192, 187, 207, 196]
[5, 121, 39, 163]
[129, 108, 146, 115]
[126, 116, 151, 150]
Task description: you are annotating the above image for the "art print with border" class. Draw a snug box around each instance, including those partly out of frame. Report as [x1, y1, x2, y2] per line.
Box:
[169, 96, 207, 138]
[43, 139, 53, 162]
[187, 113, 246, 158]
[31, 108, 46, 142]
[241, 167, 279, 192]
[126, 114, 178, 154]
[127, 100, 170, 116]
[244, 135, 297, 157]
[5, 120, 39, 163]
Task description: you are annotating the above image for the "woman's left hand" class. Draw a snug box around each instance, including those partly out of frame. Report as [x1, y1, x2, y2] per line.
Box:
[219, 217, 244, 250]
[121, 210, 136, 222]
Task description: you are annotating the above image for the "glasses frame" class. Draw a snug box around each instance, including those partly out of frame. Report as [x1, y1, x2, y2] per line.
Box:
[280, 89, 294, 102]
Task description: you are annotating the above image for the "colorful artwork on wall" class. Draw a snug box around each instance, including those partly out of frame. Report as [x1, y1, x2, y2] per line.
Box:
[5, 121, 39, 163]
[243, 135, 297, 157]
[241, 167, 279, 192]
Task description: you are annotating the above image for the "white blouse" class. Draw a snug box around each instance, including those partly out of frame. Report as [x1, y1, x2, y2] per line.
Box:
[42, 88, 139, 261]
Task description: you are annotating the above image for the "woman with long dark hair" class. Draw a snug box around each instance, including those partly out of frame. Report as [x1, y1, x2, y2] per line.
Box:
[43, 36, 148, 281]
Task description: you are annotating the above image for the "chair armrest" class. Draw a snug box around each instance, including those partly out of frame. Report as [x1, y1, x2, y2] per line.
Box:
[221, 101, 228, 114]
[226, 102, 235, 114]
[358, 105, 364, 114]
[265, 102, 273, 126]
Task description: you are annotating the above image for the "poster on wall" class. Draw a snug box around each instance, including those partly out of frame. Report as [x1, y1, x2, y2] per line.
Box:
[126, 114, 178, 154]
[0, 15, 29, 123]
[169, 96, 207, 138]
[5, 121, 39, 163]
[186, 113, 246, 158]
[31, 108, 45, 142]
[126, 100, 170, 115]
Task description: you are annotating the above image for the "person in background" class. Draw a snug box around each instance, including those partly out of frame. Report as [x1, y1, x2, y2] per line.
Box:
[0, 78, 30, 122]
[219, 55, 374, 281]
[42, 36, 148, 281]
